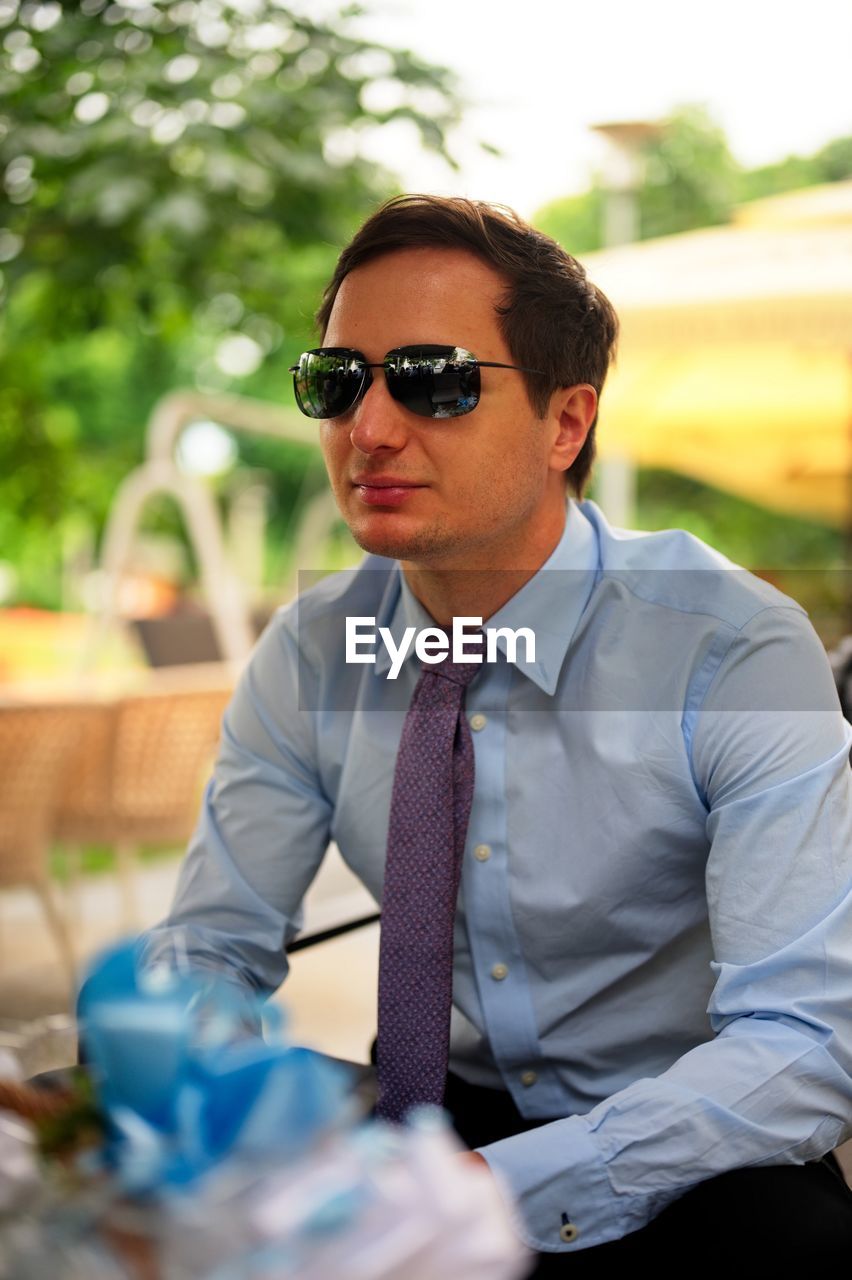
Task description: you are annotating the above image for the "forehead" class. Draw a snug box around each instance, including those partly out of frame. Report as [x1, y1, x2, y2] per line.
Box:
[323, 246, 512, 358]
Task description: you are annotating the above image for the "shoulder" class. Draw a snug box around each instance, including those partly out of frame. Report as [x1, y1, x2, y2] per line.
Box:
[579, 500, 803, 633]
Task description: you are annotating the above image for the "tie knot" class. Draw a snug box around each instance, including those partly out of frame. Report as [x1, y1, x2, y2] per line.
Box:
[427, 656, 482, 687]
[421, 627, 483, 687]
[419, 624, 481, 686]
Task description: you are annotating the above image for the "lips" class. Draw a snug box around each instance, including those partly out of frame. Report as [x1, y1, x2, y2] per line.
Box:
[351, 476, 425, 507]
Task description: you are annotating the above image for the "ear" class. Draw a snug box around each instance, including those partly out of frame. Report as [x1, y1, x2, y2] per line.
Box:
[547, 384, 598, 474]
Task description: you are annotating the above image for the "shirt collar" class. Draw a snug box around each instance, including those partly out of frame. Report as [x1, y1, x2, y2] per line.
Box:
[373, 500, 600, 693]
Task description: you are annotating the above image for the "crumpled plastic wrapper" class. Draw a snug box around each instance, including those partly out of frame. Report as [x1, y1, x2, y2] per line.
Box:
[0, 1048, 40, 1218]
[0, 1111, 39, 1217]
[0, 943, 532, 1278]
[156, 1110, 530, 1279]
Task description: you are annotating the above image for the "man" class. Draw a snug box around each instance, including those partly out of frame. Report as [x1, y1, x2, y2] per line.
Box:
[143, 195, 852, 1267]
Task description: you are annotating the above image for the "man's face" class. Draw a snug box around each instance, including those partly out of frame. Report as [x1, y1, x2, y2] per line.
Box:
[319, 246, 579, 572]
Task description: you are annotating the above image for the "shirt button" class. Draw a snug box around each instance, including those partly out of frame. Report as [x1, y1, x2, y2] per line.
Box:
[559, 1222, 579, 1244]
[490, 963, 508, 980]
[473, 844, 491, 861]
[470, 713, 487, 731]
[520, 1070, 537, 1087]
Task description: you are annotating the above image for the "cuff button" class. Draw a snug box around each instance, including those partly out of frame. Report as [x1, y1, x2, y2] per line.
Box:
[559, 1221, 579, 1244]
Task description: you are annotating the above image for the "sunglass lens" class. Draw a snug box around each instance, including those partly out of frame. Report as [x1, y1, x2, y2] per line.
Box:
[295, 350, 366, 419]
[385, 346, 480, 418]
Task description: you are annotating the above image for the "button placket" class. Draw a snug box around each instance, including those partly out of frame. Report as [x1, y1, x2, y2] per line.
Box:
[458, 661, 540, 1087]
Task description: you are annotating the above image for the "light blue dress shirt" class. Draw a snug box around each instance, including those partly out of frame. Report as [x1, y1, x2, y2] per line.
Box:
[143, 499, 852, 1252]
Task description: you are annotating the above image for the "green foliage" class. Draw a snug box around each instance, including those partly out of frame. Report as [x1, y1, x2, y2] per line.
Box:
[32, 1067, 106, 1158]
[1, 1, 460, 313]
[739, 153, 822, 201]
[534, 187, 605, 256]
[0, 0, 462, 604]
[740, 132, 852, 201]
[535, 103, 852, 249]
[637, 104, 739, 238]
[635, 468, 843, 569]
[535, 106, 739, 253]
[633, 469, 847, 645]
[817, 134, 852, 182]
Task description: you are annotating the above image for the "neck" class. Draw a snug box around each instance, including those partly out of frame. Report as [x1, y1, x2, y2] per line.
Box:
[401, 510, 568, 628]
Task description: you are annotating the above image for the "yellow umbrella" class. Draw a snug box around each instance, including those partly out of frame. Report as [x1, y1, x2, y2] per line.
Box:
[585, 182, 852, 524]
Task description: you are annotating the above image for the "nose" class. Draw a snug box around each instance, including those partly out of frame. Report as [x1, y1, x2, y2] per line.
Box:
[347, 372, 411, 455]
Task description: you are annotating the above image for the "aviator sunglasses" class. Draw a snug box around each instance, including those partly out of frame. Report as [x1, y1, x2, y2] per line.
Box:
[289, 345, 544, 421]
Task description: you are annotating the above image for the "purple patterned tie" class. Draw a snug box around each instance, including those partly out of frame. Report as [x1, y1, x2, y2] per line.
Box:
[375, 646, 481, 1122]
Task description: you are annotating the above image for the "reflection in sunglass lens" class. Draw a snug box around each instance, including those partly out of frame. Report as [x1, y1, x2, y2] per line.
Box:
[291, 345, 487, 420]
[385, 346, 480, 419]
[296, 351, 366, 418]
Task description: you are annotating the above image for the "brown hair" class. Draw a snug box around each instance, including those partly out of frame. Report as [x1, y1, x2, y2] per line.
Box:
[315, 194, 618, 496]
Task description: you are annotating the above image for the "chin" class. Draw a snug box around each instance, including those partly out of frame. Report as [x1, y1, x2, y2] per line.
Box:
[349, 517, 450, 565]
[351, 528, 418, 561]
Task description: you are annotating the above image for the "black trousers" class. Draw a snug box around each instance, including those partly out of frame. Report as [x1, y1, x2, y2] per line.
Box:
[441, 1072, 852, 1271]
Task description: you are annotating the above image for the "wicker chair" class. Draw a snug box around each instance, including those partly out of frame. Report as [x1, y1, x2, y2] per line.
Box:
[0, 705, 99, 980]
[53, 686, 231, 926]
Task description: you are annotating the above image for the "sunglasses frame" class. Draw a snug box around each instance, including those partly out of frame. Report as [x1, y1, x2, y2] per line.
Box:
[289, 344, 545, 421]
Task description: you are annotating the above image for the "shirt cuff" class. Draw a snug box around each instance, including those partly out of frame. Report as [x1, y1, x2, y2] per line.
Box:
[477, 1114, 656, 1252]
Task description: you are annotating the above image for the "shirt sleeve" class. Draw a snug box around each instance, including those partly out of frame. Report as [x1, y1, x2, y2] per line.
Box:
[478, 603, 852, 1253]
[139, 609, 333, 1000]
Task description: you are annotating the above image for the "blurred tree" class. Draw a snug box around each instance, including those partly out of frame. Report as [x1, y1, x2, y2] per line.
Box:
[535, 105, 739, 253]
[0, 0, 462, 604]
[817, 134, 852, 182]
[536, 108, 852, 253]
[532, 187, 604, 255]
[740, 132, 852, 200]
[738, 153, 822, 201]
[636, 104, 739, 238]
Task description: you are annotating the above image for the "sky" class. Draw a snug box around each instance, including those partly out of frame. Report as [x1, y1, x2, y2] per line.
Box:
[336, 0, 852, 218]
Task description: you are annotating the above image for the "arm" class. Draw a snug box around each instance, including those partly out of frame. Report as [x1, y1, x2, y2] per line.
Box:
[139, 610, 333, 1001]
[478, 605, 852, 1252]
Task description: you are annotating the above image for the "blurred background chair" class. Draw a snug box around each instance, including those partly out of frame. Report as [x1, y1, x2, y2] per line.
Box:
[54, 684, 231, 927]
[0, 704, 98, 982]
